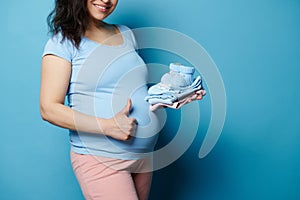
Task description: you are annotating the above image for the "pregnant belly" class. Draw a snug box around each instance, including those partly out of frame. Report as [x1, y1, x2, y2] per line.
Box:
[129, 87, 163, 138]
[92, 86, 165, 153]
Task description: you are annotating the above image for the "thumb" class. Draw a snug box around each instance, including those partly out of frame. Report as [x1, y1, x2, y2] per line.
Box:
[121, 98, 132, 116]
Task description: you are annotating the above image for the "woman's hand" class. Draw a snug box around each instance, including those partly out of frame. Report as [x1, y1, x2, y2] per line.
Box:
[101, 99, 137, 141]
[194, 89, 206, 101]
[187, 89, 207, 103]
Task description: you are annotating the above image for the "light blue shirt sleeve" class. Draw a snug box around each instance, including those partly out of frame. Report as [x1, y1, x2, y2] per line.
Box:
[42, 33, 74, 63]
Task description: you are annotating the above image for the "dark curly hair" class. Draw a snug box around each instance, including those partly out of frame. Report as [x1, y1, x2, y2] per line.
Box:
[47, 0, 89, 48]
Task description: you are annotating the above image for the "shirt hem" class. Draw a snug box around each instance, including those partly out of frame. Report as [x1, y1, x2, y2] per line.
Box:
[70, 146, 153, 160]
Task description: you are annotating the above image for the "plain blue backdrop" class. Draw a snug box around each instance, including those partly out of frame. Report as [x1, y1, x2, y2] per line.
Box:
[1, 0, 299, 199]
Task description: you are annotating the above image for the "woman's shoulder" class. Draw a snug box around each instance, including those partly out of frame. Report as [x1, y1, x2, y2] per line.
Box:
[115, 24, 133, 32]
[114, 24, 138, 49]
[46, 32, 73, 47]
[43, 32, 76, 62]
[115, 24, 136, 39]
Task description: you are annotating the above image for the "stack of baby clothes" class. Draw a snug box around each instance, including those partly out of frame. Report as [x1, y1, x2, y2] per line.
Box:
[145, 63, 204, 111]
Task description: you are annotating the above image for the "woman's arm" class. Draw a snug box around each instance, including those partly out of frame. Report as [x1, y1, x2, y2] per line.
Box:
[40, 55, 136, 140]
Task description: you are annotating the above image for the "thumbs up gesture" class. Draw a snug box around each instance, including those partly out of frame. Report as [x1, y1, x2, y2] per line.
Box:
[103, 99, 137, 141]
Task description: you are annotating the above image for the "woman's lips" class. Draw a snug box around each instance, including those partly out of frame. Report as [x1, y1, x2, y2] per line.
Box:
[94, 4, 111, 12]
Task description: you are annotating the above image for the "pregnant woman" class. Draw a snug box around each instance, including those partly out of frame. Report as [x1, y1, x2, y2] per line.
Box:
[40, 0, 161, 199]
[40, 0, 204, 199]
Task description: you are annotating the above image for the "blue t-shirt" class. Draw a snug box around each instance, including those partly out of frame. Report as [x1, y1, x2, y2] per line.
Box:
[43, 25, 162, 160]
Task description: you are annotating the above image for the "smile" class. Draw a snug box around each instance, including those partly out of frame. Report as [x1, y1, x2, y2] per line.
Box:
[94, 4, 111, 12]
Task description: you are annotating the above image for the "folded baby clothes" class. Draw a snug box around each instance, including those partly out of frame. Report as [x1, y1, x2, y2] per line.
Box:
[149, 89, 206, 111]
[145, 63, 204, 111]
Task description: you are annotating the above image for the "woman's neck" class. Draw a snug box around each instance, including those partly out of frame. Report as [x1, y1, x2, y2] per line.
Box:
[87, 19, 109, 32]
[84, 20, 121, 45]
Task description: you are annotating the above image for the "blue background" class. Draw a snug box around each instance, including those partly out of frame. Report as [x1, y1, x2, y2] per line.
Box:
[1, 0, 299, 199]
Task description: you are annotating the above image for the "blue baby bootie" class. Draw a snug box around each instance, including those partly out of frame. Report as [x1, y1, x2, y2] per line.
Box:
[170, 63, 195, 85]
[161, 63, 194, 89]
[169, 62, 181, 73]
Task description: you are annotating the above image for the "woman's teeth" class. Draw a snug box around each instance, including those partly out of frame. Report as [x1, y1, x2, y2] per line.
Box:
[95, 5, 109, 10]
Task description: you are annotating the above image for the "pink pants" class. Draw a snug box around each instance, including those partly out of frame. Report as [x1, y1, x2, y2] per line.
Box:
[70, 151, 153, 200]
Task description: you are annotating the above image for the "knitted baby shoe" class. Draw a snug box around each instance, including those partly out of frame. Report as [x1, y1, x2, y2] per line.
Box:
[161, 63, 189, 89]
[176, 63, 195, 85]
